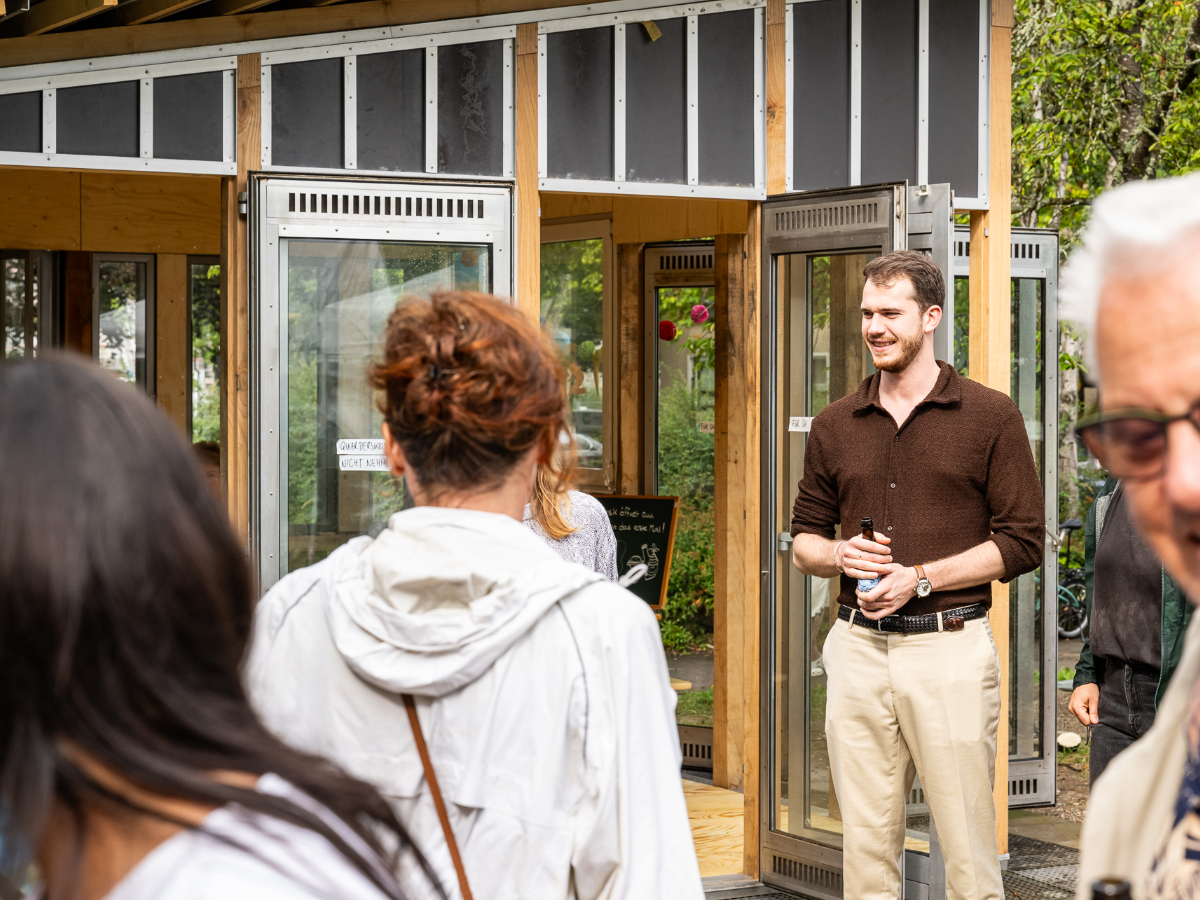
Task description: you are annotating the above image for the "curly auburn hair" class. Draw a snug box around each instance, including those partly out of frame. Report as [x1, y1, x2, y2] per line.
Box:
[369, 291, 573, 497]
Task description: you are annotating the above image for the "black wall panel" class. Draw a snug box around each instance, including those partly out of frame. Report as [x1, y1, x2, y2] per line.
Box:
[437, 41, 504, 176]
[272, 58, 344, 169]
[626, 18, 686, 183]
[929, 0, 980, 197]
[0, 92, 41, 153]
[357, 49, 424, 172]
[698, 10, 755, 186]
[792, 0, 849, 190]
[547, 27, 614, 180]
[154, 71, 223, 162]
[58, 81, 139, 158]
[861, 0, 918, 186]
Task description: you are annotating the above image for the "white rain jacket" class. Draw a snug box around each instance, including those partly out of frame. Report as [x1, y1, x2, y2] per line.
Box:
[246, 506, 703, 900]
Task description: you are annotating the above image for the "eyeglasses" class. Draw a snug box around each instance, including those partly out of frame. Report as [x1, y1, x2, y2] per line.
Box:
[1076, 400, 1200, 480]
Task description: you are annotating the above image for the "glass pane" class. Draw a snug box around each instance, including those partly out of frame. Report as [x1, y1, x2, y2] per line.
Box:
[97, 261, 147, 388]
[284, 239, 490, 573]
[190, 262, 221, 443]
[777, 251, 902, 852]
[3, 256, 29, 360]
[540, 239, 606, 475]
[655, 286, 716, 723]
[954, 275, 969, 376]
[1009, 277, 1046, 761]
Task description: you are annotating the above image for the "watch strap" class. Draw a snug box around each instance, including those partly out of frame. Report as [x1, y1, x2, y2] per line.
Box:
[914, 565, 931, 595]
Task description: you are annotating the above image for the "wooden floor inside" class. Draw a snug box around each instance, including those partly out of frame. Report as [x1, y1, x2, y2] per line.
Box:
[684, 780, 745, 879]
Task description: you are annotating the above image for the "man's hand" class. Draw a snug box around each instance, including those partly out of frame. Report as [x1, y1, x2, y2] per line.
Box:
[856, 564, 918, 619]
[837, 531, 893, 582]
[1069, 683, 1100, 726]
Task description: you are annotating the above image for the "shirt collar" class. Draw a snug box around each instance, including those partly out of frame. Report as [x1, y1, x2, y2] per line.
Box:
[851, 360, 963, 415]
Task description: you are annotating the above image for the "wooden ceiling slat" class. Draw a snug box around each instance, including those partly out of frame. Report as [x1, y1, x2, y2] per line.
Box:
[0, 0, 591, 70]
[105, 0, 212, 26]
[0, 0, 117, 38]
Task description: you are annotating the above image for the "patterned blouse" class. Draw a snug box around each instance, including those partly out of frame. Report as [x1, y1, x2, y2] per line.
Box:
[523, 490, 619, 581]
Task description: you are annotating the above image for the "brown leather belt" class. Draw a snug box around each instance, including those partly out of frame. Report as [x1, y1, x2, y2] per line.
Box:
[837, 602, 987, 634]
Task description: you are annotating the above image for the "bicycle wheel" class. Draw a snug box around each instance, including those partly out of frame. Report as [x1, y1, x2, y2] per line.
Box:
[1058, 579, 1087, 639]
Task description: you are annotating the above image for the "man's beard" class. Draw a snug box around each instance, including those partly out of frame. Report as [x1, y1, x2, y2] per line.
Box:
[870, 329, 924, 373]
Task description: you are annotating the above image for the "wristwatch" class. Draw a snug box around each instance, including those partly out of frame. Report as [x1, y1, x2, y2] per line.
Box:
[914, 565, 933, 598]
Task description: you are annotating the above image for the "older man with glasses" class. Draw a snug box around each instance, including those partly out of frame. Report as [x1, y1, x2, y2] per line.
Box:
[1069, 172, 1200, 899]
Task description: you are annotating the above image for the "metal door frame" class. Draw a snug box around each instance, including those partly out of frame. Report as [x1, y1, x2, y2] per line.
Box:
[952, 226, 1059, 808]
[759, 183, 956, 899]
[251, 174, 514, 591]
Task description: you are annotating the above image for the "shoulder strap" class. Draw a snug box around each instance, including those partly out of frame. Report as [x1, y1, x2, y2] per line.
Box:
[402, 694, 474, 900]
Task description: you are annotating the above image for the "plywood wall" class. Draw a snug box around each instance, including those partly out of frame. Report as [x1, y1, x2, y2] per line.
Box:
[0, 166, 221, 254]
[540, 193, 751, 244]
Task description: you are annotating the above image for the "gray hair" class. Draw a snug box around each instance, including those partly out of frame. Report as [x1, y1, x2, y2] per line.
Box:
[1061, 171, 1200, 381]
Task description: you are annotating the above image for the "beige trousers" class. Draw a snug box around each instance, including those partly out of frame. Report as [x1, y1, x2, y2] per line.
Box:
[823, 614, 1003, 900]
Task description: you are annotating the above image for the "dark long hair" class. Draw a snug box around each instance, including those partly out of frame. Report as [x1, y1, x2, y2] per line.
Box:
[0, 355, 435, 898]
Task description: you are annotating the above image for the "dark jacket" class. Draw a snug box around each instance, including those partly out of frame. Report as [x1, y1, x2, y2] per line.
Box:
[1073, 476, 1192, 707]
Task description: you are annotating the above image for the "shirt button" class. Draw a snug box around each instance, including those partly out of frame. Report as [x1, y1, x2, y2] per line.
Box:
[893, 435, 899, 442]
[887, 526, 893, 531]
[890, 483, 896, 488]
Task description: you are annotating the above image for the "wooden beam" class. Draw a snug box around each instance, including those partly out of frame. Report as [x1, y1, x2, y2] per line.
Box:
[105, 0, 212, 27]
[220, 53, 258, 543]
[0, 167, 81, 251]
[0, 0, 596, 72]
[0, 0, 114, 37]
[204, 0, 280, 17]
[617, 242, 644, 495]
[81, 172, 221, 254]
[970, 11, 1013, 857]
[765, 0, 786, 195]
[155, 253, 189, 434]
[740, 204, 762, 879]
[514, 22, 539, 323]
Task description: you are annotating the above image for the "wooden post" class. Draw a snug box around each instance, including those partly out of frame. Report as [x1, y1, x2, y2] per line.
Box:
[63, 250, 92, 355]
[969, 0, 1013, 856]
[155, 252, 189, 434]
[765, 0, 787, 196]
[220, 52, 259, 543]
[617, 242, 644, 495]
[740, 204, 762, 878]
[514, 23, 540, 324]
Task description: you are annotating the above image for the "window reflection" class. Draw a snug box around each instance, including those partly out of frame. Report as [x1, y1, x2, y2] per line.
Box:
[97, 260, 148, 389]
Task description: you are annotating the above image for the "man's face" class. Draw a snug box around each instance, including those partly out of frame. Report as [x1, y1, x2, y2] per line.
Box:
[1096, 242, 1200, 597]
[861, 276, 934, 373]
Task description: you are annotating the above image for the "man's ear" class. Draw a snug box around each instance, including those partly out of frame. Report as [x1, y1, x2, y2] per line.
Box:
[924, 304, 943, 333]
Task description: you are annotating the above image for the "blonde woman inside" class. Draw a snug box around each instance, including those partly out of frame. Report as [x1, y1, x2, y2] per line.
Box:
[523, 460, 618, 580]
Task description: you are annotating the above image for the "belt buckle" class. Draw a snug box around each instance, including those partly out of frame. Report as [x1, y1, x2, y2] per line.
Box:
[943, 613, 965, 632]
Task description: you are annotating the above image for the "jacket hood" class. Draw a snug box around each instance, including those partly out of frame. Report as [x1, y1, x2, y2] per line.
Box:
[325, 506, 603, 698]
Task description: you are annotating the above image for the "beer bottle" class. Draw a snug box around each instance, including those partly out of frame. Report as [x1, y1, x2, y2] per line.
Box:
[856, 517, 881, 594]
[1090, 879, 1131, 900]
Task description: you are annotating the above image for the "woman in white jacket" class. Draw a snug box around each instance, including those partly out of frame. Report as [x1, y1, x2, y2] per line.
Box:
[247, 292, 703, 900]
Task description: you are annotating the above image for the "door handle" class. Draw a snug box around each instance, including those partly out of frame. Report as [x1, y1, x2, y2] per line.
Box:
[778, 532, 793, 553]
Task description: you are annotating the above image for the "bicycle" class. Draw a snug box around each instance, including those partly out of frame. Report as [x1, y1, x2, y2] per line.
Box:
[1057, 518, 1088, 639]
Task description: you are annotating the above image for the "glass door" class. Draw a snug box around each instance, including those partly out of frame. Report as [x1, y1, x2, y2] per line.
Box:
[92, 254, 155, 394]
[255, 178, 513, 590]
[761, 185, 955, 899]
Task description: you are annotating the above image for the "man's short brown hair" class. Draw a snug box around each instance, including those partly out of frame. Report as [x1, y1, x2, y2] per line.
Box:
[861, 250, 945, 313]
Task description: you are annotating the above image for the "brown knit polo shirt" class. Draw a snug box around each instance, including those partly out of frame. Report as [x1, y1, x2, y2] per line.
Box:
[790, 361, 1045, 616]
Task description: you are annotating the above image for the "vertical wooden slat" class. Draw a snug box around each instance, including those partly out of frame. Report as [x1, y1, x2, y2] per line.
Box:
[618, 242, 644, 495]
[221, 52, 259, 543]
[515, 24, 540, 323]
[63, 250, 92, 355]
[765, 0, 787, 195]
[155, 252, 189, 434]
[740, 204, 762, 878]
[970, 6, 1013, 856]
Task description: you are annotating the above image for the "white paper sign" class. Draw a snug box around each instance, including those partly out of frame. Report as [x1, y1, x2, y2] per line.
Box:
[697, 421, 716, 433]
[339, 454, 390, 471]
[336, 439, 385, 455]
[788, 417, 813, 433]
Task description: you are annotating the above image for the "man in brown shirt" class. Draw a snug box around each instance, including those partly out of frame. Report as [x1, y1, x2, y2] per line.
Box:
[790, 251, 1043, 900]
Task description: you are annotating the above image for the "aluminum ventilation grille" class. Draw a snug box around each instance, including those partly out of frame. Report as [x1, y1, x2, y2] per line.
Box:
[284, 190, 487, 221]
[771, 853, 843, 897]
[1010, 777, 1040, 798]
[774, 200, 881, 235]
[651, 250, 714, 272]
[954, 239, 970, 259]
[1012, 241, 1042, 260]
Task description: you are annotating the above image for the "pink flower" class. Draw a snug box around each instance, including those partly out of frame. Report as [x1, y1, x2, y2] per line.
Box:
[658, 320, 677, 341]
[690, 304, 709, 325]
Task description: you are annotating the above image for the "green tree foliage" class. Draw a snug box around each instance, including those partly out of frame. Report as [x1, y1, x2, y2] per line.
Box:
[191, 264, 221, 442]
[1013, 0, 1200, 244]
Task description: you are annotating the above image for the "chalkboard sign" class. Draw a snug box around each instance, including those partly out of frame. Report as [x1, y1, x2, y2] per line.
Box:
[596, 495, 680, 609]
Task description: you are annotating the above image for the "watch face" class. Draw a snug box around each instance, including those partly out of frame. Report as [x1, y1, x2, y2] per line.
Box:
[917, 580, 932, 598]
